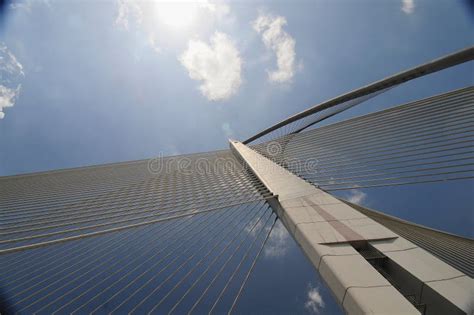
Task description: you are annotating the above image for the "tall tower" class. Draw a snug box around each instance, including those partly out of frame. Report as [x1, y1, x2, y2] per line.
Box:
[231, 139, 472, 314]
[1, 47, 473, 314]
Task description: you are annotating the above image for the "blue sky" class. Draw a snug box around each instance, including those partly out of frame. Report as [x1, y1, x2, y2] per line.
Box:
[0, 0, 473, 313]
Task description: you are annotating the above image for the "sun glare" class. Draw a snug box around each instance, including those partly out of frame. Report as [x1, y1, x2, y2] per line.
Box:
[154, 2, 200, 29]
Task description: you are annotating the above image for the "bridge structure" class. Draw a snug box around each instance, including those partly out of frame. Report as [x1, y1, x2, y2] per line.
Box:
[0, 47, 473, 314]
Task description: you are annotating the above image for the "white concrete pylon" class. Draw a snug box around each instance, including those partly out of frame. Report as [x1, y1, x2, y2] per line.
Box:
[230, 140, 472, 315]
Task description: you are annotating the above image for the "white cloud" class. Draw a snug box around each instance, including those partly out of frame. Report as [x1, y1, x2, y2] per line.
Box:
[179, 32, 242, 101]
[0, 43, 24, 119]
[253, 13, 296, 83]
[0, 45, 24, 78]
[305, 284, 325, 314]
[264, 220, 291, 258]
[0, 85, 21, 119]
[402, 0, 415, 14]
[346, 189, 367, 204]
[115, 0, 143, 30]
[199, 0, 230, 20]
[115, 0, 232, 52]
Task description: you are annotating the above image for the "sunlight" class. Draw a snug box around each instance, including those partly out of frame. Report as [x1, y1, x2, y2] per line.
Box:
[154, 2, 200, 30]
